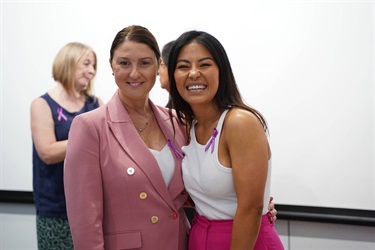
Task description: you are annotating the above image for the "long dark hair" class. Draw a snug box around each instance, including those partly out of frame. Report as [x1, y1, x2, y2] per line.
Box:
[168, 30, 268, 135]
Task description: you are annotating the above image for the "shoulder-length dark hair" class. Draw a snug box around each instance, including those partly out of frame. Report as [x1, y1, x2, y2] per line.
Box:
[109, 25, 160, 64]
[168, 30, 268, 135]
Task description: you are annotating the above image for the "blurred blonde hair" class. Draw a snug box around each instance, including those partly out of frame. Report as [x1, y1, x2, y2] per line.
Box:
[52, 42, 97, 96]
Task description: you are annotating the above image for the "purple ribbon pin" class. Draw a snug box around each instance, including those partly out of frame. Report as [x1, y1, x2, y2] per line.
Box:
[57, 107, 68, 121]
[205, 128, 218, 153]
[167, 139, 184, 158]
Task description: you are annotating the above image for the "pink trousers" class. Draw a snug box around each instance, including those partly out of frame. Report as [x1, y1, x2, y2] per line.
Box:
[188, 213, 284, 250]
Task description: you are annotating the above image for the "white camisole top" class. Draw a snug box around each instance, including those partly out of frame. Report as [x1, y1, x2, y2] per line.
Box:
[150, 144, 175, 187]
[181, 110, 272, 220]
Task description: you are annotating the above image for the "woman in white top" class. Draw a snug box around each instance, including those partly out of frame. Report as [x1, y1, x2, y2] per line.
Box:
[168, 30, 284, 249]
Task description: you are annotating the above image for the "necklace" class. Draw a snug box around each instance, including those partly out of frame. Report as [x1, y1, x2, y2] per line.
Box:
[128, 112, 153, 132]
[122, 102, 153, 132]
[136, 116, 150, 132]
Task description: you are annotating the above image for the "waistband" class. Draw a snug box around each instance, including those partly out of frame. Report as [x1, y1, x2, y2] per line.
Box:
[193, 213, 273, 229]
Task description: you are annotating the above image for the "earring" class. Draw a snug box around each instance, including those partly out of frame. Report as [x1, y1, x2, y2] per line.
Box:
[112, 73, 114, 76]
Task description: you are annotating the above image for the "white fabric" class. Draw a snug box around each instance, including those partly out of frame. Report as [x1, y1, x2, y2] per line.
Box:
[182, 110, 272, 220]
[149, 144, 175, 187]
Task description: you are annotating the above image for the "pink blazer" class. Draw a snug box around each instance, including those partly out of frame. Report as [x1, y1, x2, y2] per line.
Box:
[64, 91, 189, 250]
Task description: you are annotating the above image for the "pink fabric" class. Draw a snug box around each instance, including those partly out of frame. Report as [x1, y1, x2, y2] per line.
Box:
[57, 107, 68, 121]
[64, 93, 189, 250]
[188, 213, 284, 250]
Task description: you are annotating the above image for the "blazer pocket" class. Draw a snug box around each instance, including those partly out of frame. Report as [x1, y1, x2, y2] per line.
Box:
[104, 231, 142, 249]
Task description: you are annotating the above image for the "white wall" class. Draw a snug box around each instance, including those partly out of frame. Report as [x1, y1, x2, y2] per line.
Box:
[1, 203, 374, 250]
[1, 1, 373, 211]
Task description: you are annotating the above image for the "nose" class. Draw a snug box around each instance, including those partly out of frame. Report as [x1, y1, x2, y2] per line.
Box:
[189, 67, 200, 81]
[88, 65, 96, 75]
[129, 66, 140, 79]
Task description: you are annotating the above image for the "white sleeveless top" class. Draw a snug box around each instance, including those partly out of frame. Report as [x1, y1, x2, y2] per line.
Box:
[181, 110, 272, 220]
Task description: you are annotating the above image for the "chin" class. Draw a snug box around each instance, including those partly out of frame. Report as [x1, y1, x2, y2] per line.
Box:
[79, 83, 89, 90]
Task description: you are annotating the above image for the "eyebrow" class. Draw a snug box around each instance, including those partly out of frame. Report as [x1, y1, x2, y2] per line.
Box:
[117, 56, 154, 60]
[139, 57, 154, 60]
[177, 57, 214, 63]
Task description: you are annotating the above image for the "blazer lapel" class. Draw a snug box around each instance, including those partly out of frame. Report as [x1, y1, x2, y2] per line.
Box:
[106, 92, 181, 209]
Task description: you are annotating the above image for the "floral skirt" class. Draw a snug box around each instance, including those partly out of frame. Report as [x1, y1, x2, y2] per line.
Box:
[36, 215, 73, 250]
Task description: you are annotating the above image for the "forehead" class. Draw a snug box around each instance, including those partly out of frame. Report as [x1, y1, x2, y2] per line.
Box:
[79, 50, 95, 61]
[179, 41, 212, 58]
[114, 40, 156, 59]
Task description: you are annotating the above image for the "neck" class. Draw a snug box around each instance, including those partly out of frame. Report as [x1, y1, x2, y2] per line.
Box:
[124, 103, 154, 133]
[123, 101, 151, 117]
[194, 107, 222, 130]
[56, 83, 83, 100]
[118, 91, 151, 116]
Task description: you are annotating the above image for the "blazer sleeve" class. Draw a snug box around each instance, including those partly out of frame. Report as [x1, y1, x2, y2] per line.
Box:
[64, 114, 104, 250]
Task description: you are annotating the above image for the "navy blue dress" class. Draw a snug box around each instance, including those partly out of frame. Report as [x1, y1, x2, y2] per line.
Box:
[32, 93, 99, 218]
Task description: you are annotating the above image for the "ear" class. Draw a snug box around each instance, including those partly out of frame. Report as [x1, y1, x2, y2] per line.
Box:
[109, 59, 114, 75]
[157, 59, 163, 75]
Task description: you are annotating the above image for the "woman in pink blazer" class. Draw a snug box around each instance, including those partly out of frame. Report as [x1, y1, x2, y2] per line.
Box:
[64, 25, 189, 249]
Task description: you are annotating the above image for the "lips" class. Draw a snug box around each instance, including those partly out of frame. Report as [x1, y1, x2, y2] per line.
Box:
[128, 82, 143, 87]
[187, 85, 206, 91]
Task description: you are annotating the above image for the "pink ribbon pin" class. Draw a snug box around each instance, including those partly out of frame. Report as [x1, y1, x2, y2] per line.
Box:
[167, 139, 184, 158]
[57, 107, 68, 121]
[205, 128, 218, 153]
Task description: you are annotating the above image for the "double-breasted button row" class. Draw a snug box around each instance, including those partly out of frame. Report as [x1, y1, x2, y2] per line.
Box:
[128, 167, 178, 224]
[149, 212, 178, 224]
[138, 192, 157, 223]
[138, 193, 159, 224]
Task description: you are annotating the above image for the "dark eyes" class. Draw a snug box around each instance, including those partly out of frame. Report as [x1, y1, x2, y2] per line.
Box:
[119, 61, 151, 66]
[201, 63, 211, 67]
[119, 61, 130, 66]
[177, 64, 189, 69]
[140, 61, 151, 66]
[176, 62, 212, 69]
